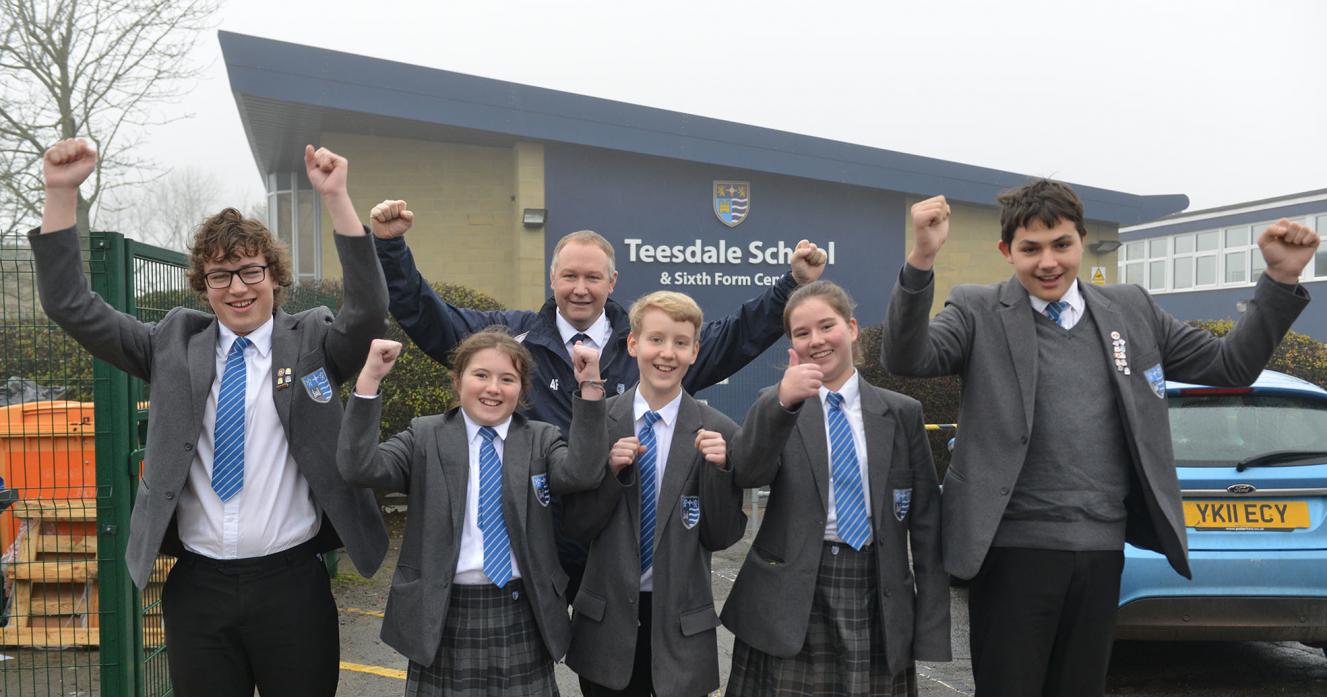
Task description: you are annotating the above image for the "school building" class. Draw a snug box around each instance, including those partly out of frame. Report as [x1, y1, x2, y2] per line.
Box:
[1119, 190, 1327, 342]
[220, 31, 1189, 416]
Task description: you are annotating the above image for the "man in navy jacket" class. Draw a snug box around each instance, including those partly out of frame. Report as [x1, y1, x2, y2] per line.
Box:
[369, 200, 826, 597]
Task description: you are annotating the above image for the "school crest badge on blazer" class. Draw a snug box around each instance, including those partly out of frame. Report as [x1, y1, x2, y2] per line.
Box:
[1144, 363, 1166, 399]
[531, 473, 551, 507]
[301, 367, 334, 403]
[681, 495, 701, 529]
[893, 488, 913, 522]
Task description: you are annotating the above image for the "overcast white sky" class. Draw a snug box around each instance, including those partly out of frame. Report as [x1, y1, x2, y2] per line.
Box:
[147, 0, 1325, 215]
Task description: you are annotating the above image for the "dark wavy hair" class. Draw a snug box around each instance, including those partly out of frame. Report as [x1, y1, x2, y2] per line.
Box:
[997, 179, 1088, 246]
[186, 207, 293, 305]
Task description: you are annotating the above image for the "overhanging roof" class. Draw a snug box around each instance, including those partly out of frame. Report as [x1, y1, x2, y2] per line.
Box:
[220, 30, 1188, 226]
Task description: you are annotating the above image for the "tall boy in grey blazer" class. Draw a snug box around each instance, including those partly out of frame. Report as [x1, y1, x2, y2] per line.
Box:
[563, 291, 747, 697]
[31, 139, 389, 697]
[884, 181, 1317, 697]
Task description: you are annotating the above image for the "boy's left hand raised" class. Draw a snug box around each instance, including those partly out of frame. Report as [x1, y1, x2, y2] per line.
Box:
[1259, 218, 1321, 284]
[695, 429, 727, 466]
[572, 342, 605, 400]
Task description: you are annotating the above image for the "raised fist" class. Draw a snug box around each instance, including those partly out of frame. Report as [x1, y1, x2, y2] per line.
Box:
[43, 139, 97, 191]
[610, 436, 645, 476]
[694, 428, 727, 466]
[791, 239, 828, 285]
[909, 195, 951, 269]
[370, 199, 414, 240]
[304, 145, 349, 198]
[1258, 218, 1321, 285]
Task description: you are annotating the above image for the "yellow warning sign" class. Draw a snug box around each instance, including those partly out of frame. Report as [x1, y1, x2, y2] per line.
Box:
[1091, 266, 1107, 285]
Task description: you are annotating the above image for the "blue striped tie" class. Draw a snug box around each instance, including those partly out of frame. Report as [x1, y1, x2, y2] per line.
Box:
[638, 410, 662, 573]
[211, 336, 251, 502]
[1044, 300, 1070, 328]
[478, 426, 512, 589]
[827, 392, 870, 550]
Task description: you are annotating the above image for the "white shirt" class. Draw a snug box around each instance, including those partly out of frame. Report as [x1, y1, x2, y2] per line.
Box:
[821, 370, 874, 545]
[454, 411, 523, 585]
[634, 389, 683, 592]
[178, 318, 321, 559]
[556, 310, 611, 354]
[1029, 279, 1085, 330]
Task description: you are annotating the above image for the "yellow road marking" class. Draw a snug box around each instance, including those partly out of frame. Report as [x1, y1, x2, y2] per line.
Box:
[340, 661, 406, 680]
[342, 607, 385, 618]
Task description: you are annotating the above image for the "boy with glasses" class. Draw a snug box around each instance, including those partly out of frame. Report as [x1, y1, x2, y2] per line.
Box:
[30, 138, 390, 697]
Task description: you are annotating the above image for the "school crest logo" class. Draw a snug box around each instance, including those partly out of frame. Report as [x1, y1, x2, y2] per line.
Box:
[713, 180, 750, 228]
[300, 367, 334, 404]
[681, 495, 701, 529]
[531, 474, 551, 507]
[893, 488, 913, 522]
[1144, 363, 1166, 400]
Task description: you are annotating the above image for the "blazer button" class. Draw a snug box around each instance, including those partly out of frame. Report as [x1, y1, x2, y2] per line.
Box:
[1019, 435, 1028, 445]
[999, 487, 1009, 496]
[165, 491, 175, 501]
[184, 443, 193, 451]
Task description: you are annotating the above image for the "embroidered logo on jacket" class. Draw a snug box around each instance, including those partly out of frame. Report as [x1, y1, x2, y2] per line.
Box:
[301, 368, 334, 404]
[681, 495, 701, 529]
[531, 473, 551, 507]
[893, 488, 913, 522]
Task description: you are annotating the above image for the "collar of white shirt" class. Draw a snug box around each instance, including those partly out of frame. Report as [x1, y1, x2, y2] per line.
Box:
[217, 316, 274, 359]
[1027, 278, 1084, 317]
[462, 410, 513, 445]
[555, 310, 611, 352]
[818, 368, 861, 407]
[632, 388, 683, 429]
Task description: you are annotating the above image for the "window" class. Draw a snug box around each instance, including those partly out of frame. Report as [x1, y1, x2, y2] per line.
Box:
[1316, 215, 1327, 280]
[266, 172, 322, 283]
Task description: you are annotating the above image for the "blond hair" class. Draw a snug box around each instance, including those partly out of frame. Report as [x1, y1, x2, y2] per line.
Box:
[628, 291, 703, 336]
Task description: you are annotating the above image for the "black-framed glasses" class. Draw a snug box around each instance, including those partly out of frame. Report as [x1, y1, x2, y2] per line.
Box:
[204, 264, 269, 289]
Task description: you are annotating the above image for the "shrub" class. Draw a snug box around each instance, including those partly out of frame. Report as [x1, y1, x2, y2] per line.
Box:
[297, 278, 507, 440]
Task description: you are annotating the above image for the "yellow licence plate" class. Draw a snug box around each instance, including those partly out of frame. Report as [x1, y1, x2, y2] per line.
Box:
[1183, 500, 1310, 530]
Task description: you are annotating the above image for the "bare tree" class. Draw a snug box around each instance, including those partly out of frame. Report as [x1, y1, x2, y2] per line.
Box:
[101, 165, 223, 250]
[0, 0, 219, 241]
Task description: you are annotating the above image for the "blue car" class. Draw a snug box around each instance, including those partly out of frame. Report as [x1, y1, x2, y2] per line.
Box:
[1116, 370, 1327, 652]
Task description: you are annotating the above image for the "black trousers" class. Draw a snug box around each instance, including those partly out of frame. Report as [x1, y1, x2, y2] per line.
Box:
[968, 546, 1125, 697]
[579, 592, 654, 697]
[161, 540, 339, 697]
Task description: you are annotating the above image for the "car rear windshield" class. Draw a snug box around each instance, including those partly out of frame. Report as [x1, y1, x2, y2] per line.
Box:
[1169, 392, 1327, 467]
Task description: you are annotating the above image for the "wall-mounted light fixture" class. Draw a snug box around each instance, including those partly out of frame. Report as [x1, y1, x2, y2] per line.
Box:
[1088, 240, 1123, 255]
[522, 208, 547, 228]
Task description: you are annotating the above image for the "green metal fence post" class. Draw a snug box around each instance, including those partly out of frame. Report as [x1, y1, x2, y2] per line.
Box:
[91, 231, 143, 697]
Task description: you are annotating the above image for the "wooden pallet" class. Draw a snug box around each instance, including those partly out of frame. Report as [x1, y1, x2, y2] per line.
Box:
[0, 499, 170, 647]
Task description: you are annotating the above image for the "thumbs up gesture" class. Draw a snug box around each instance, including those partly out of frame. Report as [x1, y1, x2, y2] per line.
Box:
[777, 348, 823, 408]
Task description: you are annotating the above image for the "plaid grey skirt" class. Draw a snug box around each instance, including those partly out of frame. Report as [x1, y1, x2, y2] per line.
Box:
[726, 541, 918, 697]
[405, 580, 559, 697]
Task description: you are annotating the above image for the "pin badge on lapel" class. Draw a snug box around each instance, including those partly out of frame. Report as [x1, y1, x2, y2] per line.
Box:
[276, 367, 293, 390]
[1110, 331, 1130, 375]
[301, 367, 334, 403]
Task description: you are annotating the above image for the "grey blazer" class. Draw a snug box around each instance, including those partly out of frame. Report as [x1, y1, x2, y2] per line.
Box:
[562, 388, 746, 697]
[720, 382, 951, 672]
[884, 271, 1310, 580]
[337, 395, 608, 666]
[31, 226, 390, 589]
